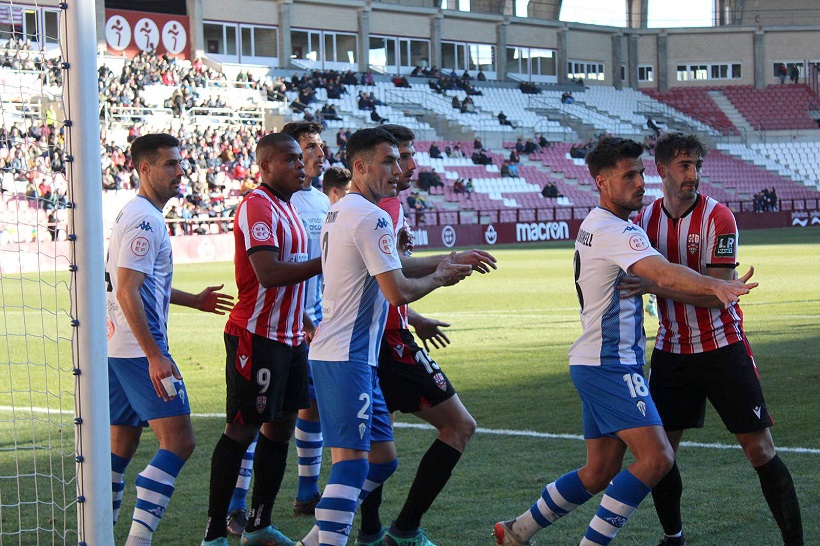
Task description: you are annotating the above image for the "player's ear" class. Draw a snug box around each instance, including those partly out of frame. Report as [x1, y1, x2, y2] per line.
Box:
[657, 161, 668, 179]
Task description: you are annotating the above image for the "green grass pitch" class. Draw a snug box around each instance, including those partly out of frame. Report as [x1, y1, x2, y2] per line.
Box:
[1, 227, 818, 545]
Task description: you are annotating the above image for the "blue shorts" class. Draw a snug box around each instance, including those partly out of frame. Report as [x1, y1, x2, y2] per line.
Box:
[570, 364, 662, 439]
[109, 356, 191, 427]
[310, 360, 393, 451]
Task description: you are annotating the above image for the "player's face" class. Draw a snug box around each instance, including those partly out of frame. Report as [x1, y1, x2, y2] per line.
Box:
[397, 140, 417, 192]
[597, 156, 645, 220]
[141, 147, 184, 205]
[660, 151, 702, 203]
[359, 142, 401, 202]
[265, 140, 305, 197]
[298, 132, 325, 181]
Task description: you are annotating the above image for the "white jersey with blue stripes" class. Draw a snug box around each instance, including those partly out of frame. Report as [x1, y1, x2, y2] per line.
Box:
[568, 206, 661, 367]
[308, 193, 402, 366]
[291, 186, 331, 325]
[105, 196, 173, 358]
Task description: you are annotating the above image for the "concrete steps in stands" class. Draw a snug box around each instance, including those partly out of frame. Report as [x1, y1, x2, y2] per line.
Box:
[709, 91, 755, 135]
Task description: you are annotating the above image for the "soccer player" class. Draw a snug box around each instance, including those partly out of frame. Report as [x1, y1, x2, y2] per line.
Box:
[628, 132, 803, 546]
[201, 133, 321, 546]
[296, 128, 472, 546]
[106, 133, 233, 546]
[355, 124, 495, 546]
[321, 166, 352, 204]
[493, 137, 758, 546]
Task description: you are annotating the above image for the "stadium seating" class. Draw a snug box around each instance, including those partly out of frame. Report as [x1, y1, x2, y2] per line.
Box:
[722, 84, 819, 131]
[642, 87, 740, 135]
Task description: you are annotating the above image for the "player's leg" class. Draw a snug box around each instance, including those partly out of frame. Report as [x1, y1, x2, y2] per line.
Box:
[294, 394, 323, 515]
[242, 341, 309, 545]
[226, 436, 257, 535]
[109, 358, 143, 527]
[709, 342, 803, 546]
[648, 348, 705, 546]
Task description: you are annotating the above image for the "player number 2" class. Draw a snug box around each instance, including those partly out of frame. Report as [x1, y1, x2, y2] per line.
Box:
[257, 369, 271, 394]
[622, 373, 649, 398]
[357, 393, 371, 420]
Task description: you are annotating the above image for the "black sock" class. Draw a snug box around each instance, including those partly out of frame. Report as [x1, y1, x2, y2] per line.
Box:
[754, 454, 803, 546]
[204, 434, 248, 541]
[394, 439, 461, 532]
[246, 433, 289, 533]
[651, 460, 683, 537]
[359, 484, 384, 536]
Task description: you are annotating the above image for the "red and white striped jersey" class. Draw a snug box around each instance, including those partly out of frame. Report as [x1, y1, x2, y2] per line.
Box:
[635, 194, 744, 354]
[226, 184, 309, 345]
[378, 196, 410, 332]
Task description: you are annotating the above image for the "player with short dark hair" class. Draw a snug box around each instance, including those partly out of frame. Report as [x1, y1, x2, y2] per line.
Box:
[107, 133, 233, 546]
[494, 137, 758, 546]
[202, 132, 322, 546]
[627, 132, 803, 546]
[322, 167, 352, 204]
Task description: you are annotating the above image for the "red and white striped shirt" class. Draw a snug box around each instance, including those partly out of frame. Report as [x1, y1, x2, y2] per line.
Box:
[226, 184, 308, 345]
[635, 194, 744, 354]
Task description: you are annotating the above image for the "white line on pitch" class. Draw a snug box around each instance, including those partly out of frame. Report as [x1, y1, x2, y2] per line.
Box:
[2, 406, 819, 455]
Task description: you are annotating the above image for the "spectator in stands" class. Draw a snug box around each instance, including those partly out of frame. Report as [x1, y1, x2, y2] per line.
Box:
[519, 81, 539, 94]
[515, 139, 526, 154]
[789, 65, 799, 84]
[477, 69, 486, 81]
[452, 95, 461, 110]
[509, 148, 521, 165]
[465, 178, 473, 198]
[472, 148, 492, 166]
[370, 110, 389, 125]
[561, 91, 575, 105]
[358, 92, 371, 110]
[429, 142, 442, 159]
[464, 82, 483, 96]
[647, 116, 661, 137]
[410, 66, 423, 77]
[473, 137, 484, 150]
[500, 160, 512, 178]
[46, 210, 60, 241]
[336, 128, 348, 149]
[644, 134, 657, 155]
[569, 143, 586, 159]
[778, 63, 788, 84]
[498, 111, 516, 129]
[428, 78, 443, 94]
[417, 167, 433, 190]
[541, 181, 562, 198]
[450, 143, 465, 158]
[769, 187, 778, 211]
[392, 75, 411, 88]
[523, 138, 540, 154]
[429, 168, 444, 189]
[321, 104, 341, 121]
[538, 134, 550, 149]
[453, 178, 465, 194]
[362, 70, 375, 85]
[460, 96, 476, 114]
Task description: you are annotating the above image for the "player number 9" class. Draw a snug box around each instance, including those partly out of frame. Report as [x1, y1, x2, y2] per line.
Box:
[257, 368, 271, 394]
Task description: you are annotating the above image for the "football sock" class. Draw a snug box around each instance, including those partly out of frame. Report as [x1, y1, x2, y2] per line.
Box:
[394, 439, 460, 532]
[359, 484, 384, 536]
[204, 434, 247, 541]
[754, 454, 804, 546]
[580, 469, 650, 545]
[228, 437, 256, 513]
[317, 459, 369, 546]
[246, 433, 289, 533]
[126, 449, 185, 544]
[651, 460, 683, 536]
[514, 469, 592, 540]
[111, 453, 131, 526]
[295, 418, 323, 501]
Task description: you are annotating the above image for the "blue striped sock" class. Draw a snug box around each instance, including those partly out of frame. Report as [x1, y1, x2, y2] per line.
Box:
[295, 419, 323, 501]
[515, 469, 592, 540]
[228, 439, 256, 512]
[317, 459, 368, 546]
[581, 469, 651, 545]
[128, 449, 185, 540]
[112, 453, 131, 525]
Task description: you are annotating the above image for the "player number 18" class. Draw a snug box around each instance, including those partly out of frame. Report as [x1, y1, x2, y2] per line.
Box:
[622, 373, 649, 398]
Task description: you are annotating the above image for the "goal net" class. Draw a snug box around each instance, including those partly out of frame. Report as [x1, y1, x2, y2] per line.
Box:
[0, 0, 111, 543]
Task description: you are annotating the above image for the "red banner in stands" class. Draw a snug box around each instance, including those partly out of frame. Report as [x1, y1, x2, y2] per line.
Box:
[104, 9, 191, 59]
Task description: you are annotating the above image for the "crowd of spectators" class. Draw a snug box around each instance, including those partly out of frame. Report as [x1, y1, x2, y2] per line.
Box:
[753, 187, 778, 212]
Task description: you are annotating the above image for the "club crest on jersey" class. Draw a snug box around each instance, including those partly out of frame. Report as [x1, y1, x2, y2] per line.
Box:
[378, 234, 394, 255]
[433, 372, 447, 391]
[251, 222, 271, 241]
[636, 400, 647, 417]
[130, 236, 150, 256]
[256, 395, 267, 413]
[687, 233, 700, 255]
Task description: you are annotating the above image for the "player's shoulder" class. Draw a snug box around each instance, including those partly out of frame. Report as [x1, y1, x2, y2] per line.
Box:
[118, 197, 163, 229]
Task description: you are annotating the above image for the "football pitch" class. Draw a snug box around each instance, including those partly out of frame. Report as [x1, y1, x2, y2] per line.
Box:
[1, 227, 818, 545]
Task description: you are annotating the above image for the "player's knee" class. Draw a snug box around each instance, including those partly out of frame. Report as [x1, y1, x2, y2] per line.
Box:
[171, 436, 196, 461]
[743, 441, 776, 467]
[579, 463, 621, 493]
[646, 444, 675, 482]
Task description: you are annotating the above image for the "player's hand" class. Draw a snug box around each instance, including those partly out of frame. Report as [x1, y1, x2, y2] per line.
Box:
[618, 275, 654, 298]
[397, 226, 414, 255]
[713, 266, 758, 307]
[148, 354, 182, 402]
[454, 249, 497, 274]
[195, 284, 234, 315]
[436, 251, 472, 286]
[414, 316, 451, 351]
[304, 317, 317, 345]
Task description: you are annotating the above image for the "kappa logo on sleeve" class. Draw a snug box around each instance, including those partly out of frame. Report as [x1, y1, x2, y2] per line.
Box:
[715, 234, 736, 257]
[136, 220, 153, 232]
[375, 217, 389, 230]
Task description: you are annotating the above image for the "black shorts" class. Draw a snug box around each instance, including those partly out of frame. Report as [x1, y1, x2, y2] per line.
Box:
[224, 330, 310, 425]
[378, 329, 457, 414]
[649, 341, 772, 434]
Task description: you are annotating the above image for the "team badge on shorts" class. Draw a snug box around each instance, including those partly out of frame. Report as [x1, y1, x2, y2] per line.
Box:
[256, 395, 267, 413]
[636, 400, 647, 417]
[433, 372, 447, 391]
[687, 233, 700, 255]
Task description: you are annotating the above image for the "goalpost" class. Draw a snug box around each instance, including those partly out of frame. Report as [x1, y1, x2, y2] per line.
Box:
[0, 0, 112, 543]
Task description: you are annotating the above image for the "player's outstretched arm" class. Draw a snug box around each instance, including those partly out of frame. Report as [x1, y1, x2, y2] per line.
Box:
[619, 267, 753, 309]
[400, 249, 497, 278]
[171, 284, 234, 314]
[408, 307, 451, 351]
[630, 257, 757, 308]
[248, 252, 322, 288]
[378, 251, 471, 307]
